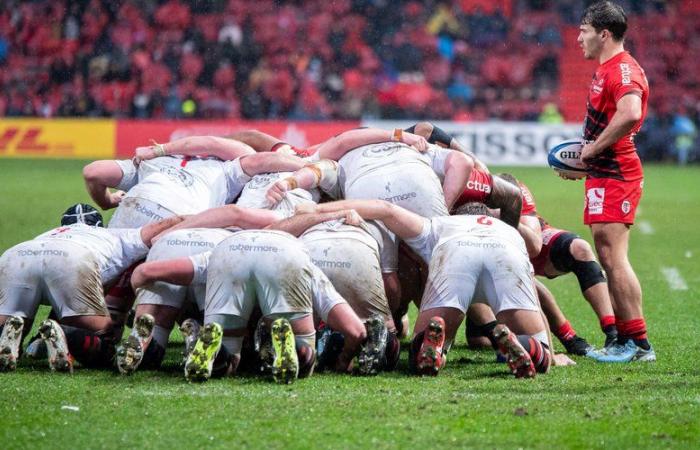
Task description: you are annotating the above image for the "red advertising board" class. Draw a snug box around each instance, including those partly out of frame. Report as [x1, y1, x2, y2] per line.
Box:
[115, 120, 360, 158]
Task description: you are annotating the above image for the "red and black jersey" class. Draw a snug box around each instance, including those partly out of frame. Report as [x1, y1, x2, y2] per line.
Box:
[454, 168, 493, 206]
[519, 181, 537, 217]
[582, 51, 648, 181]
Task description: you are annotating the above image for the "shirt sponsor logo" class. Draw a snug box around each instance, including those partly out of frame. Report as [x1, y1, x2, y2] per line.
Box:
[620, 63, 632, 85]
[312, 258, 352, 269]
[229, 243, 279, 253]
[159, 166, 194, 187]
[362, 143, 399, 158]
[456, 240, 505, 249]
[166, 239, 215, 248]
[133, 203, 165, 221]
[587, 187, 605, 215]
[466, 179, 491, 194]
[17, 249, 68, 257]
[382, 192, 417, 203]
[592, 76, 605, 95]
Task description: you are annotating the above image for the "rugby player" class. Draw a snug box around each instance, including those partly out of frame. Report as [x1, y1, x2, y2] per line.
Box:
[296, 200, 553, 378]
[130, 225, 368, 383]
[0, 204, 182, 373]
[573, 1, 654, 361]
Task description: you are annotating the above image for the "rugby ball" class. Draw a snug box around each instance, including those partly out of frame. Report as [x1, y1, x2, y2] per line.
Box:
[548, 140, 587, 179]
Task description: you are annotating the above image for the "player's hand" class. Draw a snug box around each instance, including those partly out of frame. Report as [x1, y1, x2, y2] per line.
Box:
[552, 353, 577, 366]
[341, 209, 363, 227]
[266, 179, 292, 206]
[110, 190, 126, 207]
[133, 145, 157, 165]
[130, 266, 147, 290]
[402, 133, 429, 152]
[556, 170, 584, 181]
[295, 203, 317, 215]
[580, 142, 597, 165]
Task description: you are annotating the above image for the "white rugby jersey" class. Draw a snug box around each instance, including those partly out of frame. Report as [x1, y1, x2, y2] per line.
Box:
[34, 223, 148, 285]
[236, 171, 320, 218]
[336, 142, 451, 194]
[300, 219, 380, 254]
[404, 214, 528, 263]
[115, 156, 250, 215]
[148, 228, 233, 261]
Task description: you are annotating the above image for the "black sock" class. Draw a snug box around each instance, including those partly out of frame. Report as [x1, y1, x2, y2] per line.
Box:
[60, 325, 116, 368]
[139, 342, 166, 370]
[384, 332, 400, 371]
[633, 338, 651, 350]
[295, 337, 316, 379]
[210, 345, 231, 378]
[408, 331, 424, 373]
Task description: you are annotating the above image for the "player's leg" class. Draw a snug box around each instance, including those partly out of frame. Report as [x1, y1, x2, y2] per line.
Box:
[410, 307, 464, 376]
[591, 222, 654, 362]
[534, 280, 592, 356]
[464, 303, 499, 349]
[546, 233, 618, 346]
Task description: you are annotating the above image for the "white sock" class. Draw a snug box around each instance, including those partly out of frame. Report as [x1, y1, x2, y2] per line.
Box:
[151, 325, 170, 347]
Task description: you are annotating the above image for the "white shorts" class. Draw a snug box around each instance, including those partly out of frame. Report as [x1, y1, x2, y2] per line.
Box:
[304, 236, 390, 321]
[203, 231, 315, 323]
[108, 197, 176, 229]
[420, 237, 539, 315]
[135, 229, 227, 311]
[0, 240, 108, 319]
[344, 166, 448, 271]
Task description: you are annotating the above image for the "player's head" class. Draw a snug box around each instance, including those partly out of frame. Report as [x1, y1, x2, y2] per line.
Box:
[495, 172, 518, 187]
[578, 1, 627, 59]
[61, 203, 104, 227]
[453, 202, 492, 217]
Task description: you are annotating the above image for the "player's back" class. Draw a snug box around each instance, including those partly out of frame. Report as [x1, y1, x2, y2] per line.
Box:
[237, 171, 320, 218]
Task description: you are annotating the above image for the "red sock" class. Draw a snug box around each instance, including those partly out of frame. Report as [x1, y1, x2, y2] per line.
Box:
[600, 315, 616, 331]
[618, 318, 647, 340]
[555, 321, 576, 341]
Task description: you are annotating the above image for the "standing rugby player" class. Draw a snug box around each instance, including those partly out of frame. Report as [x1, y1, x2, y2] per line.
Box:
[575, 1, 653, 361]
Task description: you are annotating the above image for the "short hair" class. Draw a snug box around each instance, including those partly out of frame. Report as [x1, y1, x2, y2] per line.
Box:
[581, 1, 628, 41]
[453, 202, 492, 217]
[495, 172, 518, 187]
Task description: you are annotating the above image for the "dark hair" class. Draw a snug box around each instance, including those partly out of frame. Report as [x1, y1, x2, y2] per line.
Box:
[453, 202, 492, 217]
[495, 172, 518, 186]
[581, 1, 627, 41]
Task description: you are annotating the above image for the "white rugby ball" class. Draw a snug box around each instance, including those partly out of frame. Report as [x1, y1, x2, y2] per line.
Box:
[548, 140, 587, 179]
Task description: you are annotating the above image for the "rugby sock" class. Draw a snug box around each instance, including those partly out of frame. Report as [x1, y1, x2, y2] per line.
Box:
[210, 345, 232, 378]
[60, 325, 115, 368]
[554, 321, 577, 342]
[619, 318, 650, 350]
[408, 331, 424, 373]
[151, 325, 170, 348]
[140, 342, 166, 370]
[384, 332, 400, 371]
[477, 320, 500, 350]
[295, 337, 315, 379]
[517, 335, 550, 374]
[600, 315, 618, 343]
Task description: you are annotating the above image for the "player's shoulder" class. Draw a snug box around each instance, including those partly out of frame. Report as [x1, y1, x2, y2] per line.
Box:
[604, 52, 646, 85]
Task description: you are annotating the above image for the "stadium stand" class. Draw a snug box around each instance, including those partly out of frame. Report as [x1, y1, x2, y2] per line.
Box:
[0, 0, 698, 161]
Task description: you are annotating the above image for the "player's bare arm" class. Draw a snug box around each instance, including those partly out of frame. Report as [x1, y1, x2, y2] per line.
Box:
[159, 205, 281, 237]
[82, 160, 127, 209]
[130, 257, 195, 290]
[140, 215, 186, 247]
[239, 152, 306, 177]
[581, 93, 643, 164]
[225, 129, 285, 152]
[316, 127, 428, 160]
[441, 150, 473, 209]
[304, 199, 424, 239]
[486, 176, 523, 228]
[265, 209, 362, 237]
[265, 159, 338, 205]
[134, 135, 256, 162]
[407, 121, 488, 172]
[518, 215, 543, 258]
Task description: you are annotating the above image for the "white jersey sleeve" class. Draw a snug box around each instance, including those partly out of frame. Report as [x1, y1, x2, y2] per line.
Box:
[310, 264, 347, 321]
[223, 158, 252, 203]
[424, 145, 452, 180]
[403, 217, 438, 263]
[114, 159, 139, 191]
[188, 251, 211, 285]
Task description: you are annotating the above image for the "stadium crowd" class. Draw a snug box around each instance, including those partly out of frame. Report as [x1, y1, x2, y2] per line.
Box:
[0, 0, 698, 163]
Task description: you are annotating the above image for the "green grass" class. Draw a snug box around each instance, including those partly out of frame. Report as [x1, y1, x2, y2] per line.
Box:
[1, 159, 699, 449]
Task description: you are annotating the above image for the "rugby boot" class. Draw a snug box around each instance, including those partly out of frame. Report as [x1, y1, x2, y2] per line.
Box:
[315, 328, 344, 372]
[415, 316, 446, 376]
[591, 340, 656, 363]
[39, 320, 74, 373]
[561, 335, 594, 356]
[271, 318, 298, 384]
[0, 316, 24, 372]
[254, 319, 273, 375]
[116, 313, 155, 375]
[492, 324, 535, 379]
[357, 315, 388, 376]
[179, 318, 201, 364]
[184, 323, 223, 382]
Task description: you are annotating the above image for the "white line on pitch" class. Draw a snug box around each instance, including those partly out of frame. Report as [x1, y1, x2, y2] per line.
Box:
[660, 267, 688, 291]
[637, 220, 654, 235]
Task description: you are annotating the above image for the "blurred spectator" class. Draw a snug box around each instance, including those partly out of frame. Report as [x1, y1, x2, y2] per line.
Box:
[538, 102, 563, 123]
[671, 109, 697, 165]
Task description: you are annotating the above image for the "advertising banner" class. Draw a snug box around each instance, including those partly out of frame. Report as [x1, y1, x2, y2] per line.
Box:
[115, 120, 360, 158]
[362, 120, 583, 166]
[0, 119, 115, 159]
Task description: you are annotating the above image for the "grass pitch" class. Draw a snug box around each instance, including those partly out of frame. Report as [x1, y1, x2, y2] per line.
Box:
[0, 159, 699, 449]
